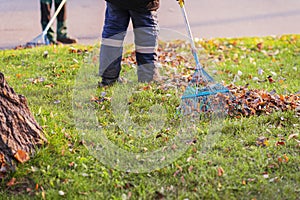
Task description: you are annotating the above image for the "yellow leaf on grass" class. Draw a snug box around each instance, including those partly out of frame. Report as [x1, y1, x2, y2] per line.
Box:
[14, 150, 30, 163]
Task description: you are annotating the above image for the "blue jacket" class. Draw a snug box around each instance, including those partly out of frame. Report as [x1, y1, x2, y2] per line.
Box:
[105, 0, 159, 11]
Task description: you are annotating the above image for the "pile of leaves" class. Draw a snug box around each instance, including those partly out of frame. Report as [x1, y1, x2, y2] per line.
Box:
[226, 84, 300, 117]
[122, 41, 300, 118]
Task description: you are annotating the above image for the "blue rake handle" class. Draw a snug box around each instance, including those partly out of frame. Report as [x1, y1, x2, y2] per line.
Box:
[179, 1, 214, 82]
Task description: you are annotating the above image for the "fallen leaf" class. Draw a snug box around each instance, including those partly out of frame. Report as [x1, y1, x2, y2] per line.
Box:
[288, 133, 298, 140]
[154, 191, 165, 200]
[45, 83, 54, 88]
[181, 175, 185, 183]
[262, 173, 269, 179]
[69, 47, 77, 53]
[217, 167, 224, 176]
[78, 191, 88, 195]
[82, 173, 89, 177]
[0, 153, 5, 163]
[6, 177, 16, 187]
[269, 177, 279, 183]
[53, 100, 61, 104]
[43, 51, 48, 58]
[258, 68, 264, 75]
[186, 156, 193, 162]
[278, 79, 285, 84]
[142, 85, 152, 91]
[270, 71, 277, 76]
[256, 136, 269, 147]
[90, 96, 99, 101]
[14, 150, 30, 163]
[257, 42, 263, 51]
[73, 58, 79, 64]
[275, 141, 285, 146]
[69, 162, 75, 167]
[61, 148, 65, 156]
[247, 178, 256, 182]
[42, 190, 46, 200]
[173, 170, 180, 177]
[188, 166, 194, 173]
[267, 75, 275, 83]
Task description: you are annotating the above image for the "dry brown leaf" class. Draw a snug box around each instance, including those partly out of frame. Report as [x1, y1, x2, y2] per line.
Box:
[0, 153, 5, 163]
[181, 175, 185, 183]
[90, 96, 99, 101]
[257, 42, 263, 51]
[188, 166, 194, 173]
[45, 83, 54, 88]
[288, 133, 299, 140]
[6, 177, 16, 187]
[173, 170, 180, 177]
[14, 150, 30, 163]
[217, 167, 224, 176]
[142, 85, 152, 91]
[275, 141, 285, 146]
[35, 183, 39, 190]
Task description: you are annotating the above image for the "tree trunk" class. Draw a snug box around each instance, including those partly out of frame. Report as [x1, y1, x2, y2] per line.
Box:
[0, 72, 47, 177]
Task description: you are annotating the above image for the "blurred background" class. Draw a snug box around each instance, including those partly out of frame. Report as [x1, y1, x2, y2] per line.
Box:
[0, 0, 300, 49]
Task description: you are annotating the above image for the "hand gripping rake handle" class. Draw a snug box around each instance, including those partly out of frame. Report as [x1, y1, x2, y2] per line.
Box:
[42, 0, 67, 38]
[177, 0, 214, 82]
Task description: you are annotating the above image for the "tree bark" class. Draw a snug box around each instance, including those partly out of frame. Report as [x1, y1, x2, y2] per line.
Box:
[0, 72, 47, 177]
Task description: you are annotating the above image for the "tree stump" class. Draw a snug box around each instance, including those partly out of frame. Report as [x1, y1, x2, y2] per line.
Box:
[0, 72, 47, 177]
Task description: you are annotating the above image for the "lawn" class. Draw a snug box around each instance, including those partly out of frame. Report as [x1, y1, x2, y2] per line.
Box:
[0, 34, 299, 200]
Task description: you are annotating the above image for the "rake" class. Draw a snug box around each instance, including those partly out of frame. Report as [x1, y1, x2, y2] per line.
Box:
[177, 0, 231, 116]
[26, 0, 67, 47]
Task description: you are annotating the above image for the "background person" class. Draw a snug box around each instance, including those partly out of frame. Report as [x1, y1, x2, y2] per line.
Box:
[40, 0, 77, 44]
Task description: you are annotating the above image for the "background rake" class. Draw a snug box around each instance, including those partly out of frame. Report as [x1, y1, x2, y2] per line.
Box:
[26, 0, 67, 47]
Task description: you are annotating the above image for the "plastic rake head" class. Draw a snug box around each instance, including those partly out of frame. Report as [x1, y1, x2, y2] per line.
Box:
[25, 33, 49, 47]
[180, 68, 231, 117]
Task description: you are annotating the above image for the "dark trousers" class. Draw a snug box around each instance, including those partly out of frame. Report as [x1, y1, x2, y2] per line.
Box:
[40, 0, 67, 42]
[99, 2, 159, 83]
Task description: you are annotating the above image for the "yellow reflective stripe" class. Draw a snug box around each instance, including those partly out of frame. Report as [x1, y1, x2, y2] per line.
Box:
[101, 38, 123, 47]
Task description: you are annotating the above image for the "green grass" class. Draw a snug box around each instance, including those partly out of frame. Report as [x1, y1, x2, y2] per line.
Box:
[0, 35, 300, 200]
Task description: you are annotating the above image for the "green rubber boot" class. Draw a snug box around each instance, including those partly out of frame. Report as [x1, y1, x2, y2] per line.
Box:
[56, 2, 77, 44]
